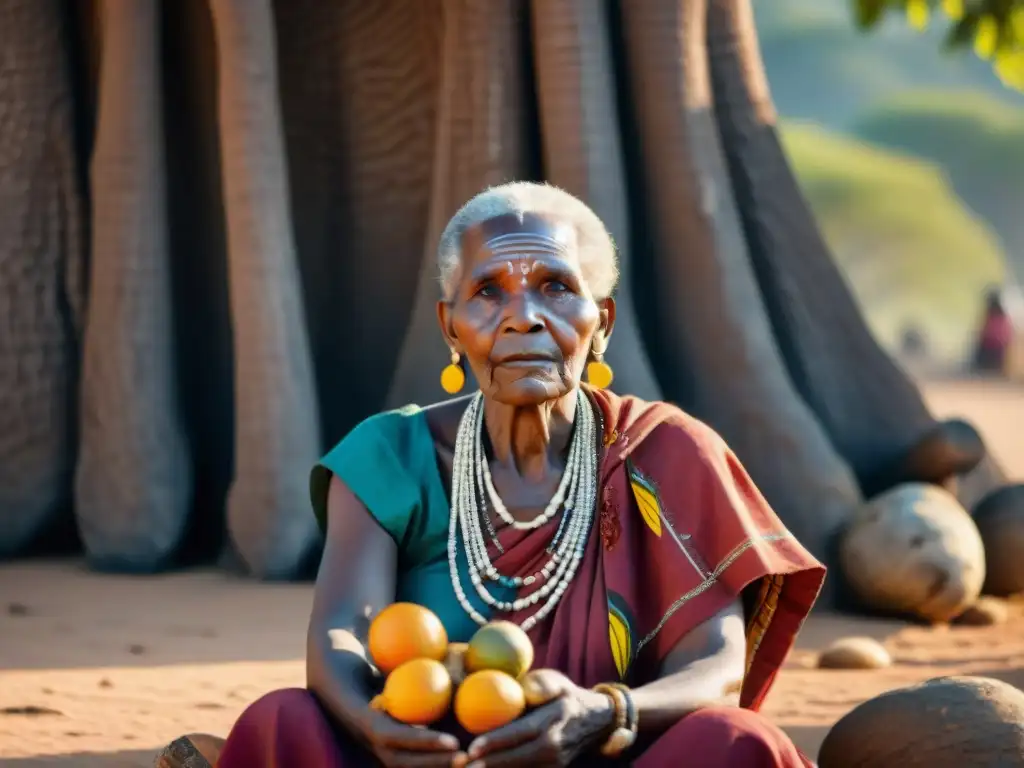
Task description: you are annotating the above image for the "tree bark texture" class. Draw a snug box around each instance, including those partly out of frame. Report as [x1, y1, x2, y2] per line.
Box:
[0, 0, 1018, 604]
[616, 0, 862, 580]
[706, 0, 939, 495]
[0, 0, 86, 555]
[209, 0, 322, 578]
[76, 0, 193, 571]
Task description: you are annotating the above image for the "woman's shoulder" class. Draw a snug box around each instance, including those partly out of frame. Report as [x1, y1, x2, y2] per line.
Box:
[343, 403, 424, 439]
[313, 401, 462, 539]
[600, 391, 728, 461]
[647, 402, 726, 450]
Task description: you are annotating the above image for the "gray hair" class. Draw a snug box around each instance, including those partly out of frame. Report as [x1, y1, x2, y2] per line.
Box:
[436, 182, 619, 300]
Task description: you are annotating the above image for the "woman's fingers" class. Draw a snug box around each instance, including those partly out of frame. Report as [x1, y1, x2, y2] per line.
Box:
[369, 713, 460, 752]
[377, 748, 466, 768]
[467, 700, 566, 758]
[521, 669, 574, 708]
[466, 737, 555, 768]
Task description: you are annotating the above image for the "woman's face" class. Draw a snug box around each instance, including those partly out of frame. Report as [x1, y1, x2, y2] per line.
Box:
[438, 212, 615, 406]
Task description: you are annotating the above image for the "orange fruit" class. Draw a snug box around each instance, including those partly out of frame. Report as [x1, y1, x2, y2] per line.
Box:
[454, 669, 527, 735]
[465, 621, 534, 679]
[367, 603, 448, 674]
[375, 658, 453, 726]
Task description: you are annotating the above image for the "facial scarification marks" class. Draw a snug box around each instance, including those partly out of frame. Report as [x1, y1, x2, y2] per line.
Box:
[486, 232, 571, 256]
[484, 233, 570, 285]
[501, 258, 538, 284]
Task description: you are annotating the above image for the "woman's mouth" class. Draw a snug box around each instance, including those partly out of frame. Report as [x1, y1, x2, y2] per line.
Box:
[496, 354, 557, 367]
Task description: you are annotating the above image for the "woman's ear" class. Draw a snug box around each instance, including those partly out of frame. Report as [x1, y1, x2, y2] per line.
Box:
[436, 299, 458, 352]
[593, 296, 617, 354]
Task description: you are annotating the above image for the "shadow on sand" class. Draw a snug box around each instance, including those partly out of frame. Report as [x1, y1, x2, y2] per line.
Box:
[3, 749, 158, 767]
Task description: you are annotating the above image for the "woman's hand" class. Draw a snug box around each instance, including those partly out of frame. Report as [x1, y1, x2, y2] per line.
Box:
[355, 707, 464, 768]
[458, 670, 616, 768]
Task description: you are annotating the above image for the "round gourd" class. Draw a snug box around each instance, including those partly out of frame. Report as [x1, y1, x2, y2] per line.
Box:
[817, 637, 891, 670]
[819, 676, 1024, 768]
[840, 483, 985, 622]
[973, 484, 1024, 596]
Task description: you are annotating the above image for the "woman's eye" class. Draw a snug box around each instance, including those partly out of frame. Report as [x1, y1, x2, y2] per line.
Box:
[476, 283, 499, 298]
[544, 280, 570, 294]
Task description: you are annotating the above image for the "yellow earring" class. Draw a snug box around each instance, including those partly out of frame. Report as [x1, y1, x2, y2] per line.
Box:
[440, 350, 465, 394]
[587, 352, 614, 390]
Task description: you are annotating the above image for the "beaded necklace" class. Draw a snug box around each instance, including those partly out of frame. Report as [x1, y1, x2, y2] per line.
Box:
[447, 390, 598, 631]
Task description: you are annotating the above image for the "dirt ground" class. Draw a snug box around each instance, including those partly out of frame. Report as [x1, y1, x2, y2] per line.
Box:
[2, 378, 1023, 767]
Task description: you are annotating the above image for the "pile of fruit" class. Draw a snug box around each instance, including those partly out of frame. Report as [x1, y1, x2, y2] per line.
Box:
[367, 602, 544, 735]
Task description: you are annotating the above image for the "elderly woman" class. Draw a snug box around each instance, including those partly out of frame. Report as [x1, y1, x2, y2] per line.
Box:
[213, 182, 824, 767]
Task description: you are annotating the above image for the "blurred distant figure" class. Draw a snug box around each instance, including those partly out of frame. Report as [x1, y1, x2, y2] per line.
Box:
[973, 287, 1015, 374]
[899, 323, 928, 360]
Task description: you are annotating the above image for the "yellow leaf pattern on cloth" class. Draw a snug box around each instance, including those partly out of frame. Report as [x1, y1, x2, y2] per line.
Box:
[607, 591, 635, 680]
[628, 460, 663, 537]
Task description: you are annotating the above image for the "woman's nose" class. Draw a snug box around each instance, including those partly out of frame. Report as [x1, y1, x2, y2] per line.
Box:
[502, 292, 544, 334]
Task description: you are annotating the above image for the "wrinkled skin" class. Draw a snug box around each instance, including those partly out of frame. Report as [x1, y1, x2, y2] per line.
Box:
[0, 0, 1018, 606]
[438, 212, 613, 408]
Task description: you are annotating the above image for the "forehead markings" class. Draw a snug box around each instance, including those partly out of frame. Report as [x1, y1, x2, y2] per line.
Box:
[478, 232, 573, 285]
[484, 232, 572, 255]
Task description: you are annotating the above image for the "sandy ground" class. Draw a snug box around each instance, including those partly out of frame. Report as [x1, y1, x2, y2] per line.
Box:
[2, 378, 1023, 767]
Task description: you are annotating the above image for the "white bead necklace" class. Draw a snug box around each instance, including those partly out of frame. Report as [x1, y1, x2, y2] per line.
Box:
[447, 391, 598, 631]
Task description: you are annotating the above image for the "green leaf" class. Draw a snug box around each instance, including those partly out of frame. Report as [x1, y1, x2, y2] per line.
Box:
[854, 0, 890, 30]
[974, 15, 1000, 59]
[906, 0, 930, 31]
[1011, 8, 1024, 44]
[946, 14, 980, 49]
[941, 0, 965, 22]
[995, 48, 1024, 90]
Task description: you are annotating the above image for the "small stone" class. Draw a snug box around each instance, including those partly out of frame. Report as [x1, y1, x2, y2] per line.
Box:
[6, 603, 30, 617]
[98, 678, 113, 689]
[817, 636, 892, 670]
[953, 597, 1009, 626]
[127, 644, 146, 656]
[1, 705, 63, 716]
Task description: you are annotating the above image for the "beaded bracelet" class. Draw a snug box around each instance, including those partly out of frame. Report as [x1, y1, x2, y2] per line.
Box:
[592, 683, 639, 757]
[609, 683, 638, 732]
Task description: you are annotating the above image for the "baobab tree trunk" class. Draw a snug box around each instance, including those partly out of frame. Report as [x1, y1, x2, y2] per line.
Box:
[530, 0, 662, 402]
[706, 0, 983, 497]
[618, 0, 862, 593]
[76, 0, 192, 570]
[273, 0, 443, 438]
[4, 0, 1023, 597]
[0, 0, 85, 555]
[209, 0, 322, 579]
[387, 0, 535, 408]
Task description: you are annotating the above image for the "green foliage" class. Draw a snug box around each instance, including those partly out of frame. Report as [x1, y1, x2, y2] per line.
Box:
[780, 121, 1008, 361]
[854, 91, 1024, 278]
[754, 0, 1022, 129]
[851, 0, 1024, 89]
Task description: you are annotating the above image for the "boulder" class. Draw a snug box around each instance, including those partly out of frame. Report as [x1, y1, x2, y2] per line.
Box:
[819, 676, 1024, 768]
[840, 483, 985, 622]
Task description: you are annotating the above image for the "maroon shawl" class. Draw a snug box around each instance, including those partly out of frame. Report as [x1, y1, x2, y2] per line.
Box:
[489, 389, 825, 711]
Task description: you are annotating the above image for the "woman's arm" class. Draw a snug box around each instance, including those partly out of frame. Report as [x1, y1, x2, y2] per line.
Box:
[305, 474, 398, 731]
[629, 597, 747, 741]
[306, 475, 462, 765]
